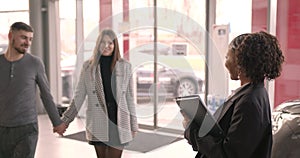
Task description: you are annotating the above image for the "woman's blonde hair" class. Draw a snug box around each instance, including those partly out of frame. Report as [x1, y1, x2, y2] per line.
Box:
[88, 28, 121, 75]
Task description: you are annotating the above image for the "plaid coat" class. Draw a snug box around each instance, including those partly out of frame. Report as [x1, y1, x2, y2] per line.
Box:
[62, 58, 138, 144]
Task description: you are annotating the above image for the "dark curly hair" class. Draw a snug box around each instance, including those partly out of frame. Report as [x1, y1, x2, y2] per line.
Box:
[229, 31, 285, 84]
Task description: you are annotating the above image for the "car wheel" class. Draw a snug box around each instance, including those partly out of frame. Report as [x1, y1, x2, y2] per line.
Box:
[176, 78, 197, 97]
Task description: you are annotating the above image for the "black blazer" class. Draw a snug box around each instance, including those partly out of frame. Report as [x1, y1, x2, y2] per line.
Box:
[185, 82, 273, 158]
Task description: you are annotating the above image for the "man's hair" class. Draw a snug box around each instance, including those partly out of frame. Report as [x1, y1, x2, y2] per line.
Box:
[10, 22, 34, 32]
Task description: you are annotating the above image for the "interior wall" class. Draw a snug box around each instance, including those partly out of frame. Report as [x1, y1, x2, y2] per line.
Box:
[275, 0, 300, 106]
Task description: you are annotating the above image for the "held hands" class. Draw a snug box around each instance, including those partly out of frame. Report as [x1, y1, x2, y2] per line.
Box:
[53, 122, 68, 136]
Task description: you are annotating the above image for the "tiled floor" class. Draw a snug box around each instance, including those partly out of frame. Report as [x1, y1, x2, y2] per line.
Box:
[35, 115, 197, 158]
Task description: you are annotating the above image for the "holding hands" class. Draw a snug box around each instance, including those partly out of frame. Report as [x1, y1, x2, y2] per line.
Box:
[53, 122, 68, 136]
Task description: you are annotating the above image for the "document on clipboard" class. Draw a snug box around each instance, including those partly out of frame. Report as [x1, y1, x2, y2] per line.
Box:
[176, 95, 224, 137]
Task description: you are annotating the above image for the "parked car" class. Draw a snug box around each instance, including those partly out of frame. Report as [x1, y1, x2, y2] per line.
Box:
[130, 42, 205, 102]
[135, 62, 203, 101]
[272, 99, 300, 158]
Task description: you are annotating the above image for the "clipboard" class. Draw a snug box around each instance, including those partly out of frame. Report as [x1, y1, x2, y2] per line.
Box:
[176, 95, 224, 137]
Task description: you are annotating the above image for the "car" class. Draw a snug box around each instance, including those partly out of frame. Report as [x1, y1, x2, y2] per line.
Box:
[271, 98, 300, 158]
[130, 43, 205, 102]
[0, 44, 8, 54]
[135, 62, 203, 102]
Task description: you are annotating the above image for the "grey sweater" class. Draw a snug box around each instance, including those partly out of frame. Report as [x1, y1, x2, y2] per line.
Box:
[0, 53, 62, 127]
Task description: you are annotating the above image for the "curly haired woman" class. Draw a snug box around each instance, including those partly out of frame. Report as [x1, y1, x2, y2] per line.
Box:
[183, 31, 284, 158]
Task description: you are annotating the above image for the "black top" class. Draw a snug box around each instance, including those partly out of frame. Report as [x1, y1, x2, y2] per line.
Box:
[98, 55, 121, 144]
[99, 55, 116, 104]
[99, 55, 118, 124]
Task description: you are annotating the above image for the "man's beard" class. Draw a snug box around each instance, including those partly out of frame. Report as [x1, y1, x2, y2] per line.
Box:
[12, 39, 27, 54]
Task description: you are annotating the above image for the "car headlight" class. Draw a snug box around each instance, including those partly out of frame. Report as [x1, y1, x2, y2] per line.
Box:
[272, 112, 298, 134]
[272, 112, 283, 134]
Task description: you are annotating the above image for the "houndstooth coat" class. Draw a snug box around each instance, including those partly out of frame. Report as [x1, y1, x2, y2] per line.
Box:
[62, 58, 138, 144]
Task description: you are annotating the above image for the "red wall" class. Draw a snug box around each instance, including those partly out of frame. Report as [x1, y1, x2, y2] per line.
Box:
[275, 0, 300, 106]
[252, 0, 268, 32]
[252, 0, 300, 107]
[99, 0, 112, 29]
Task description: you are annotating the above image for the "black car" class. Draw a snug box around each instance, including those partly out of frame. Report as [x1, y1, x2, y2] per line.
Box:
[135, 62, 203, 102]
[272, 99, 300, 158]
[130, 43, 205, 102]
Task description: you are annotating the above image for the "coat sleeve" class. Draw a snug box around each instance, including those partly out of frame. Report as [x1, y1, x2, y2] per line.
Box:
[184, 119, 225, 158]
[61, 62, 88, 124]
[125, 63, 138, 132]
[184, 121, 200, 151]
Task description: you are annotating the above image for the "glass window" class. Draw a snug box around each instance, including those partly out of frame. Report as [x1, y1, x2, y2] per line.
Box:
[126, 0, 206, 131]
[60, 0, 100, 104]
[0, 0, 29, 44]
[216, 0, 252, 94]
[59, 0, 76, 103]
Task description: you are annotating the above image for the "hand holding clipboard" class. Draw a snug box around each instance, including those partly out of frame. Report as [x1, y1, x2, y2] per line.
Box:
[176, 95, 224, 138]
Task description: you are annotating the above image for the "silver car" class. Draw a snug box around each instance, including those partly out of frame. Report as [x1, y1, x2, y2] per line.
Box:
[272, 99, 300, 158]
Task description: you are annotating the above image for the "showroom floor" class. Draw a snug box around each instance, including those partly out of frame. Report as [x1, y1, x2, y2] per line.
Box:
[35, 115, 197, 158]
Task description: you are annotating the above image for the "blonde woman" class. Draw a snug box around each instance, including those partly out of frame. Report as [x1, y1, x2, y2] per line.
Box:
[62, 29, 138, 158]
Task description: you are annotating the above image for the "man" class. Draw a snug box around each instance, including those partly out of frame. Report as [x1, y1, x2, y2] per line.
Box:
[0, 22, 66, 158]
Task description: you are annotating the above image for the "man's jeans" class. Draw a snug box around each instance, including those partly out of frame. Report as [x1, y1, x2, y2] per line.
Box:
[0, 123, 38, 158]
